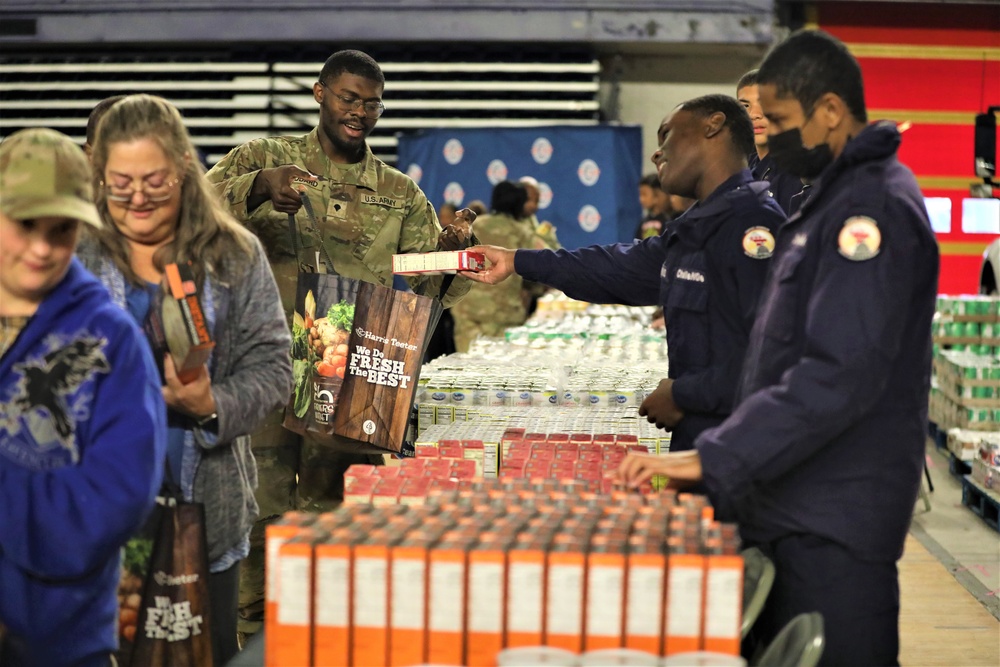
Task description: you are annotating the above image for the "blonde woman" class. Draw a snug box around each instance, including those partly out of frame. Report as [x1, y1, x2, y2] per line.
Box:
[80, 94, 292, 663]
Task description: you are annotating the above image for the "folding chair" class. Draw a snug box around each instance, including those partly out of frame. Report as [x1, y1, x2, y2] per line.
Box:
[741, 547, 776, 639]
[752, 612, 824, 667]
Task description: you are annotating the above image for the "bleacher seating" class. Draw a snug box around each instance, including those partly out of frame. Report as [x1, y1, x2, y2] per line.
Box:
[0, 50, 601, 165]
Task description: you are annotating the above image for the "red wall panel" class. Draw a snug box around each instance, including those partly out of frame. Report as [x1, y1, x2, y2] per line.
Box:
[858, 59, 1000, 112]
[818, 1, 999, 291]
[820, 2, 1000, 48]
[893, 124, 975, 176]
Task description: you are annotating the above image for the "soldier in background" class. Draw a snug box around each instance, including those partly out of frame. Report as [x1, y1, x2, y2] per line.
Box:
[205, 49, 472, 642]
[451, 180, 549, 352]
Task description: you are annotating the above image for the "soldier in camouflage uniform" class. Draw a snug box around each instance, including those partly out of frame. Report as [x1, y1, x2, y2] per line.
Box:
[451, 180, 551, 352]
[204, 49, 471, 640]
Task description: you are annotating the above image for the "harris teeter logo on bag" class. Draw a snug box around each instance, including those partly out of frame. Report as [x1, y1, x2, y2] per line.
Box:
[348, 330, 416, 388]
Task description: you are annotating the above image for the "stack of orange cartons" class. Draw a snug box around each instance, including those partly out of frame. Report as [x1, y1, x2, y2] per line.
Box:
[263, 512, 316, 667]
[265, 483, 744, 666]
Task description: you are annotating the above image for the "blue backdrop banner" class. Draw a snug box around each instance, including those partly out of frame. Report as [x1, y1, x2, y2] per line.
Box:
[396, 125, 644, 249]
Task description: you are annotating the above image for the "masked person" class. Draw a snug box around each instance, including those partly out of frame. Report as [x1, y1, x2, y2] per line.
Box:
[0, 128, 166, 667]
[618, 30, 939, 667]
[737, 69, 804, 216]
[465, 95, 785, 453]
[205, 49, 473, 641]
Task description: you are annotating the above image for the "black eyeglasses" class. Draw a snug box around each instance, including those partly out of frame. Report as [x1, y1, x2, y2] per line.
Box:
[322, 83, 385, 118]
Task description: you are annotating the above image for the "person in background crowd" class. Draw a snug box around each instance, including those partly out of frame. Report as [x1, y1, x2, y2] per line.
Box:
[204, 49, 473, 642]
[438, 200, 458, 228]
[84, 94, 127, 158]
[466, 199, 488, 217]
[737, 69, 804, 215]
[518, 175, 561, 250]
[80, 94, 292, 663]
[451, 180, 550, 352]
[618, 30, 939, 667]
[0, 128, 166, 667]
[636, 172, 672, 239]
[465, 95, 785, 452]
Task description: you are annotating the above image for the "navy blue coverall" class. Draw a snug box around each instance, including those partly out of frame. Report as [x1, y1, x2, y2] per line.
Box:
[749, 152, 805, 216]
[696, 122, 940, 665]
[515, 170, 786, 452]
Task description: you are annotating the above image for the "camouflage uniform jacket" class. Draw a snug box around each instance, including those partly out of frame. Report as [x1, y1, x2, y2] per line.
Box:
[452, 212, 537, 326]
[205, 128, 471, 316]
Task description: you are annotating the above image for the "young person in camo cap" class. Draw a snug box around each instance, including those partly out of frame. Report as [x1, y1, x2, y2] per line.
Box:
[0, 128, 166, 666]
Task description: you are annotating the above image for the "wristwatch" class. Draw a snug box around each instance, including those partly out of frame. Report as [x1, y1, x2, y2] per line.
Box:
[196, 412, 219, 431]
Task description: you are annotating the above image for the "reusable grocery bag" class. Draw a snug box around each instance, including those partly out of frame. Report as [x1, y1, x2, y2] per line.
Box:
[282, 269, 441, 455]
[125, 491, 213, 667]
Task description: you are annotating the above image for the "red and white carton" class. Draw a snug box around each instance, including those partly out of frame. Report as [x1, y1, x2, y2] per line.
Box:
[392, 250, 487, 274]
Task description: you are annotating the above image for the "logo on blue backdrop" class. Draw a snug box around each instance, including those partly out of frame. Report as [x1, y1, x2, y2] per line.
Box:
[532, 137, 554, 164]
[486, 159, 508, 185]
[443, 182, 465, 205]
[538, 182, 553, 210]
[578, 159, 600, 186]
[443, 138, 464, 165]
[406, 163, 423, 184]
[578, 205, 601, 232]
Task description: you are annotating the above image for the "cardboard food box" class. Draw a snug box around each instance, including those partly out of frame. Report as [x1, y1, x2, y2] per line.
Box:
[284, 273, 442, 455]
[392, 250, 487, 275]
[143, 262, 215, 384]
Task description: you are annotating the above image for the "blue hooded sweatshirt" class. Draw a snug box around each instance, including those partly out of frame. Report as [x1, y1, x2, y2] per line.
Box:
[0, 259, 166, 666]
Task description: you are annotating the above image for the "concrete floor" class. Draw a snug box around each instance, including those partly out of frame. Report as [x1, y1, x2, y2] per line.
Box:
[910, 441, 1000, 620]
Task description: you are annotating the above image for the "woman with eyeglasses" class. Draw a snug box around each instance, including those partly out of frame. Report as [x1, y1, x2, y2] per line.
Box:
[78, 94, 292, 663]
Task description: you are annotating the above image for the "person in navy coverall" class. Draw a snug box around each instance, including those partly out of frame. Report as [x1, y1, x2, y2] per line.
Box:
[618, 30, 939, 667]
[464, 94, 786, 454]
[737, 69, 805, 215]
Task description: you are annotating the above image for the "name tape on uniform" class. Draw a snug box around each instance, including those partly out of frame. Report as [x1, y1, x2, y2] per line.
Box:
[362, 194, 403, 209]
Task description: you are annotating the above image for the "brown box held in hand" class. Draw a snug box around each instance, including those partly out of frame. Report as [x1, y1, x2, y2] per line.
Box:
[144, 262, 215, 384]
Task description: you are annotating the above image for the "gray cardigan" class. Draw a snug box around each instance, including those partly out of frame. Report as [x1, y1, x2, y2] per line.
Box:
[77, 233, 292, 562]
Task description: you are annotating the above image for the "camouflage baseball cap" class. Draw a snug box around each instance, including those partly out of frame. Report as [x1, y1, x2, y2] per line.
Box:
[0, 127, 102, 228]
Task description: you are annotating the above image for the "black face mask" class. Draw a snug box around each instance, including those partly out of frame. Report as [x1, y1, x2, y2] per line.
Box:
[768, 127, 834, 180]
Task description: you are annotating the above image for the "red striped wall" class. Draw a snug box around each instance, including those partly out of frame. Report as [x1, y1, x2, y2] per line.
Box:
[817, 1, 1000, 294]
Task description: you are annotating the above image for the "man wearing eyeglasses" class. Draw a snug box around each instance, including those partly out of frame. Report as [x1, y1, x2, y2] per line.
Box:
[205, 49, 473, 643]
